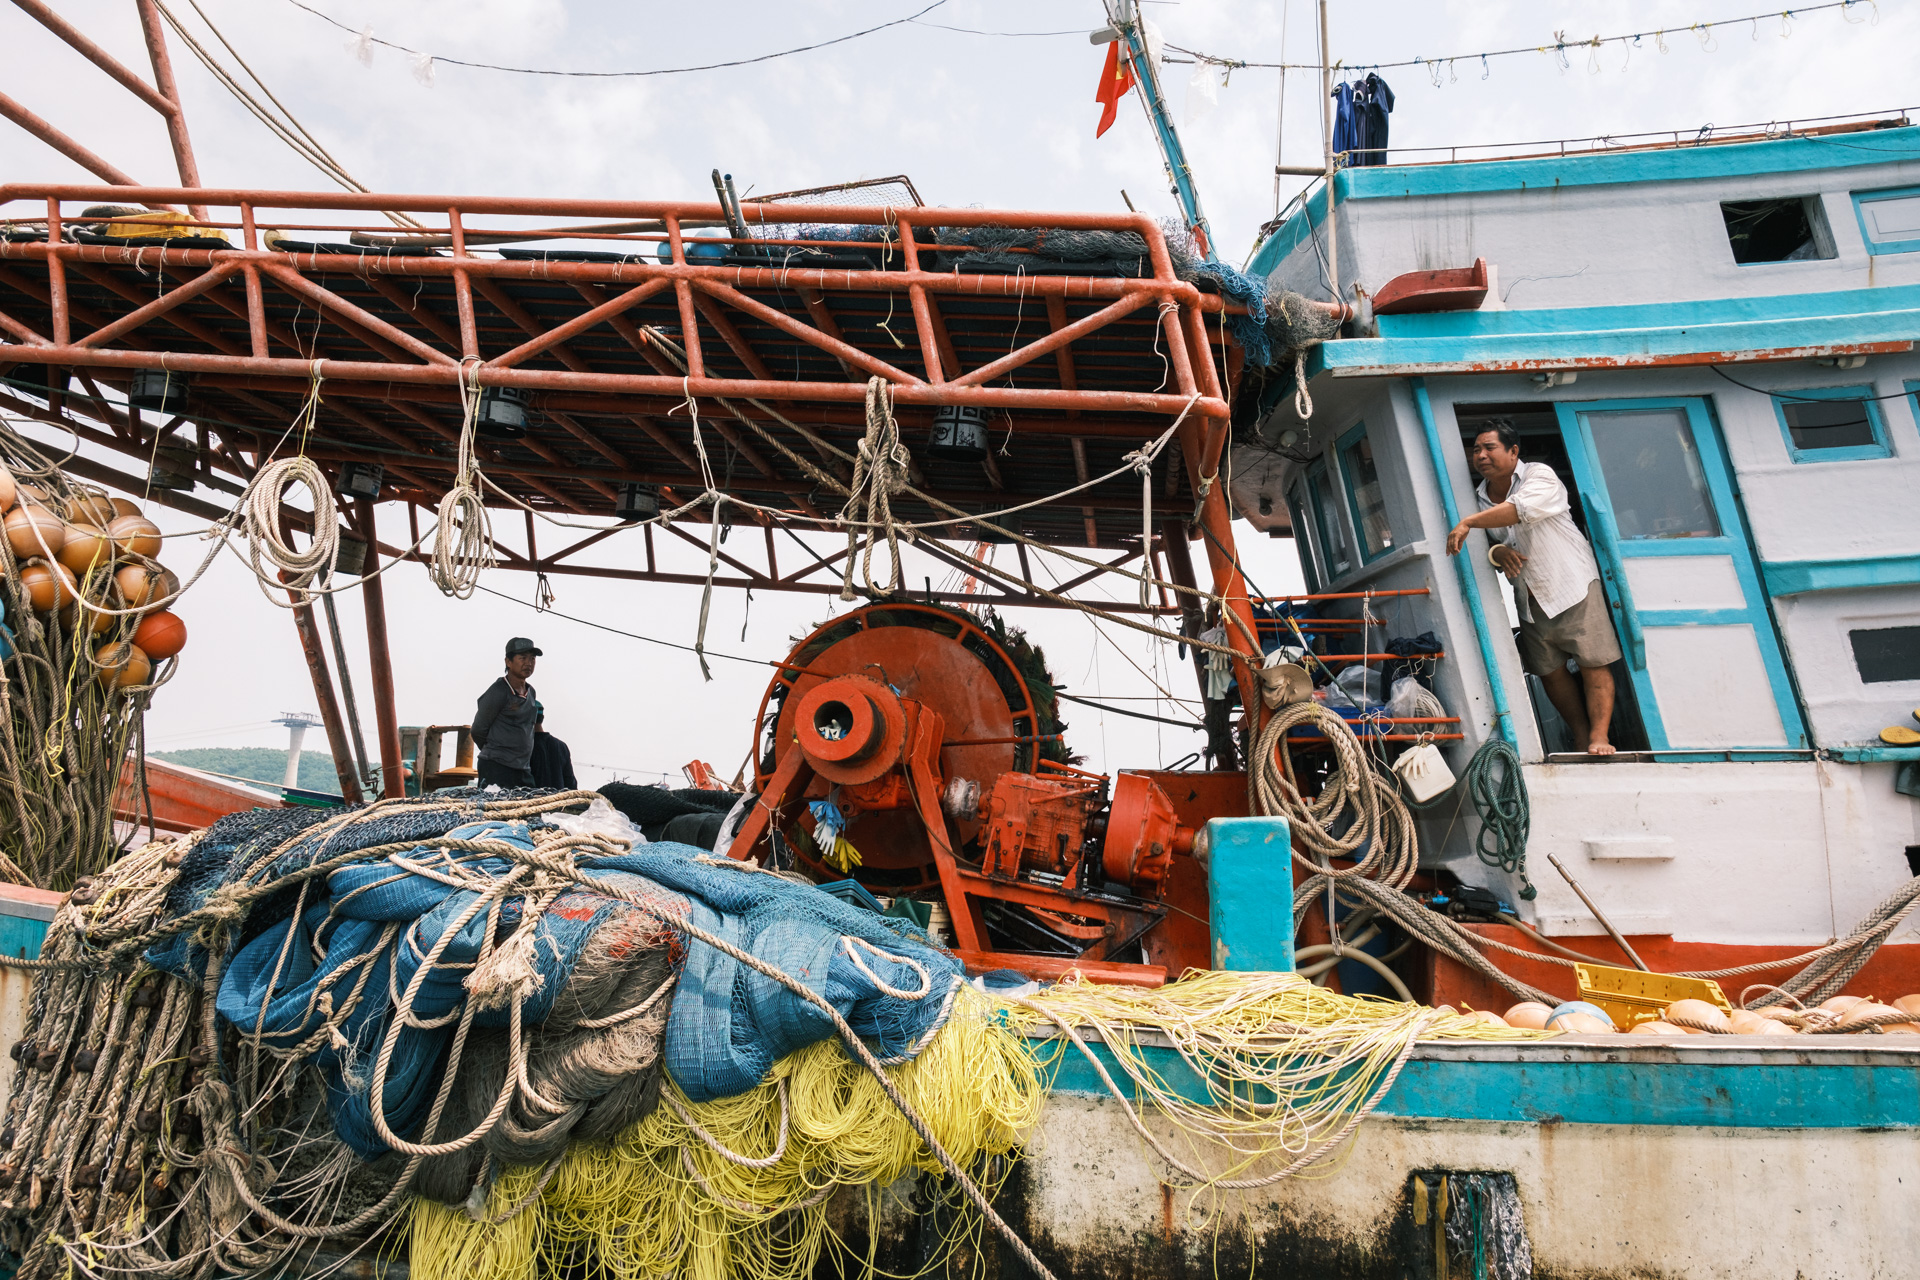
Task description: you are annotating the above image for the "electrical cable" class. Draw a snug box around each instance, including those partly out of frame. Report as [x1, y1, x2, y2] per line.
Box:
[1052, 689, 1204, 730]
[281, 0, 950, 77]
[1165, 0, 1884, 73]
[1709, 363, 1917, 402]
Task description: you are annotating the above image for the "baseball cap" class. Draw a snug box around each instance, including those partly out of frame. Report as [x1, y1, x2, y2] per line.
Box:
[505, 637, 543, 657]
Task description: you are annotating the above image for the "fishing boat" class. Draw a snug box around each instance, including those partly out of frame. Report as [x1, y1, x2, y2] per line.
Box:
[0, 4, 1915, 1278]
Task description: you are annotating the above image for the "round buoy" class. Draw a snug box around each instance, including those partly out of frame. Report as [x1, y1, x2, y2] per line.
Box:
[108, 497, 141, 520]
[114, 563, 179, 610]
[57, 524, 114, 577]
[1725, 1009, 1773, 1035]
[1461, 1009, 1510, 1028]
[131, 610, 186, 661]
[1818, 994, 1867, 1015]
[65, 493, 116, 527]
[1628, 1020, 1688, 1036]
[4, 505, 66, 559]
[1836, 1001, 1904, 1033]
[93, 641, 151, 690]
[1664, 999, 1730, 1033]
[1544, 1001, 1616, 1034]
[106, 515, 162, 560]
[20, 562, 77, 613]
[1502, 1001, 1553, 1030]
[0, 465, 16, 513]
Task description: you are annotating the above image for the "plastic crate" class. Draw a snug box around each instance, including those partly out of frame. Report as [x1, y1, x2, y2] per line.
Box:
[815, 879, 886, 915]
[1575, 962, 1732, 1029]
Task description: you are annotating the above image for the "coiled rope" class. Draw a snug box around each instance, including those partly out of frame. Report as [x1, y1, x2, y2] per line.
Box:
[241, 455, 338, 603]
[1460, 736, 1535, 901]
[431, 358, 495, 599]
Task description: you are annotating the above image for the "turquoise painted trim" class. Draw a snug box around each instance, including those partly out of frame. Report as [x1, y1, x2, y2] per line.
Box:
[1336, 421, 1394, 563]
[1852, 184, 1920, 255]
[1769, 383, 1892, 463]
[1554, 397, 1810, 751]
[1339, 127, 1920, 203]
[1117, 24, 1215, 261]
[1040, 1039, 1920, 1129]
[1378, 1056, 1920, 1129]
[1763, 553, 1920, 596]
[1378, 281, 1920, 340]
[1288, 487, 1321, 592]
[1203, 818, 1295, 971]
[1304, 458, 1354, 581]
[0, 915, 47, 963]
[1321, 301, 1920, 376]
[1410, 378, 1515, 745]
[1251, 129, 1920, 279]
[1830, 745, 1920, 762]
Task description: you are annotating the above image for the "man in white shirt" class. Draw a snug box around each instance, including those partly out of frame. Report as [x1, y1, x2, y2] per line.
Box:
[1445, 421, 1622, 755]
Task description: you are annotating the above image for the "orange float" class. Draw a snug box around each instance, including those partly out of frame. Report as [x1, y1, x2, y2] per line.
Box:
[57, 524, 115, 577]
[4, 506, 66, 559]
[0, 465, 15, 513]
[131, 610, 187, 661]
[20, 562, 78, 613]
[114, 563, 179, 610]
[93, 641, 152, 690]
[106, 514, 162, 559]
[65, 493, 116, 526]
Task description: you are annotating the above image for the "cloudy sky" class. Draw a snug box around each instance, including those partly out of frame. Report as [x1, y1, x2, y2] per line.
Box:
[1, 0, 1913, 791]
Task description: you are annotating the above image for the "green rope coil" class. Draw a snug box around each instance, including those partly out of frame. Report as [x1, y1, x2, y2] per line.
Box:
[1463, 736, 1534, 901]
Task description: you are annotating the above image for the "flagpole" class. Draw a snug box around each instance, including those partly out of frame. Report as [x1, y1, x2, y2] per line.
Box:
[1319, 0, 1339, 302]
[1110, 0, 1217, 262]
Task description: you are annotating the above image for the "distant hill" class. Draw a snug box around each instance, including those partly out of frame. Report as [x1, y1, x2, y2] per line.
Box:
[148, 746, 344, 795]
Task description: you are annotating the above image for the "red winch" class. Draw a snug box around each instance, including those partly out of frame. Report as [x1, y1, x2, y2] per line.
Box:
[727, 603, 1196, 985]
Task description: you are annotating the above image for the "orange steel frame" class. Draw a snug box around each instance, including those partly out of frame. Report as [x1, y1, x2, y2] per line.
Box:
[0, 3, 1270, 796]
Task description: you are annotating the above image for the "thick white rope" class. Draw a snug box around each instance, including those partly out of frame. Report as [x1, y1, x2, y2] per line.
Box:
[430, 359, 494, 599]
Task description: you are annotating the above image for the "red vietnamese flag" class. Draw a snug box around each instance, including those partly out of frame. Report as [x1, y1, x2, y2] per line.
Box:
[1094, 40, 1136, 137]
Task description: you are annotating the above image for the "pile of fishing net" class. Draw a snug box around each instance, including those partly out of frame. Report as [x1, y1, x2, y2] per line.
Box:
[0, 788, 1551, 1280]
[0, 790, 990, 1280]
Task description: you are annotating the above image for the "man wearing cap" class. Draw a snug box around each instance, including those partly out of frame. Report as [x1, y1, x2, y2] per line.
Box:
[530, 701, 577, 790]
[473, 637, 542, 789]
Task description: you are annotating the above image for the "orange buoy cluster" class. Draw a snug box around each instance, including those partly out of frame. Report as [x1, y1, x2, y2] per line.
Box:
[1490, 992, 1920, 1037]
[0, 465, 187, 693]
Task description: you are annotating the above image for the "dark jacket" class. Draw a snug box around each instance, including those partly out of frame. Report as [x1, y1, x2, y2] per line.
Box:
[473, 676, 538, 770]
[530, 730, 576, 790]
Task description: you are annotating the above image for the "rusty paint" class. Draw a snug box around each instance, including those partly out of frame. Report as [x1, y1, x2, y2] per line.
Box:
[1331, 339, 1914, 379]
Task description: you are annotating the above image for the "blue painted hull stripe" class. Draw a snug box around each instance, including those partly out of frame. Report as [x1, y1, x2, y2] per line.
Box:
[1039, 1039, 1920, 1130]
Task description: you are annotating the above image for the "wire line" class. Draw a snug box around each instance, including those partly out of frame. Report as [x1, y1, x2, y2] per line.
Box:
[281, 0, 950, 77]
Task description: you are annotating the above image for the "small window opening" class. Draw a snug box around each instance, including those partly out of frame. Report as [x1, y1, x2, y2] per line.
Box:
[1721, 197, 1835, 264]
[1781, 397, 1877, 453]
[1850, 626, 1920, 685]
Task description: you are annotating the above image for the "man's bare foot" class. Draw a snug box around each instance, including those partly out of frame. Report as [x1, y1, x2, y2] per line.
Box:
[1587, 739, 1616, 756]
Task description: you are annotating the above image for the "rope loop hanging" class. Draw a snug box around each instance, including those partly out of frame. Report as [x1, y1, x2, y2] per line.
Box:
[836, 377, 915, 601]
[431, 358, 495, 599]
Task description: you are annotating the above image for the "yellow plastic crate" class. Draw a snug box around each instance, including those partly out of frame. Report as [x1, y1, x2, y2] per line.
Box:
[1575, 963, 1733, 1029]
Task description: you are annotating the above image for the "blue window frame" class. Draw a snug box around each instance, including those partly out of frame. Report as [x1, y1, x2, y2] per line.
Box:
[1336, 423, 1395, 562]
[1851, 185, 1920, 256]
[1304, 459, 1354, 581]
[1770, 384, 1891, 463]
[1288, 484, 1321, 592]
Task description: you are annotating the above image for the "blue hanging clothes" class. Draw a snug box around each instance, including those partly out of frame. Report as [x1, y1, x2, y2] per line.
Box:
[1329, 81, 1361, 164]
[1353, 73, 1394, 166]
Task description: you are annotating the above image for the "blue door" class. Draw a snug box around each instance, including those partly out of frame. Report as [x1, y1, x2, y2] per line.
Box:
[1553, 398, 1806, 751]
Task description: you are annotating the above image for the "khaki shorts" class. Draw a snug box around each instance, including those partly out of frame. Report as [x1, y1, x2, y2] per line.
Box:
[1517, 579, 1624, 675]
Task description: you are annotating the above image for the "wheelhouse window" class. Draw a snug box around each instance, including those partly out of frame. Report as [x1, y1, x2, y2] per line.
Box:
[1289, 486, 1320, 591]
[1306, 459, 1353, 581]
[1772, 386, 1891, 462]
[1721, 196, 1835, 264]
[1337, 425, 1394, 561]
[1852, 186, 1920, 255]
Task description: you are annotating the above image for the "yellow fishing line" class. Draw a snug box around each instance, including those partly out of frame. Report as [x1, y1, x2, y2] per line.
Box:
[411, 973, 1545, 1280]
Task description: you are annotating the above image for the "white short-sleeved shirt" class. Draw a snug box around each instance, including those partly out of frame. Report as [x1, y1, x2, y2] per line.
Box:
[1476, 460, 1601, 621]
